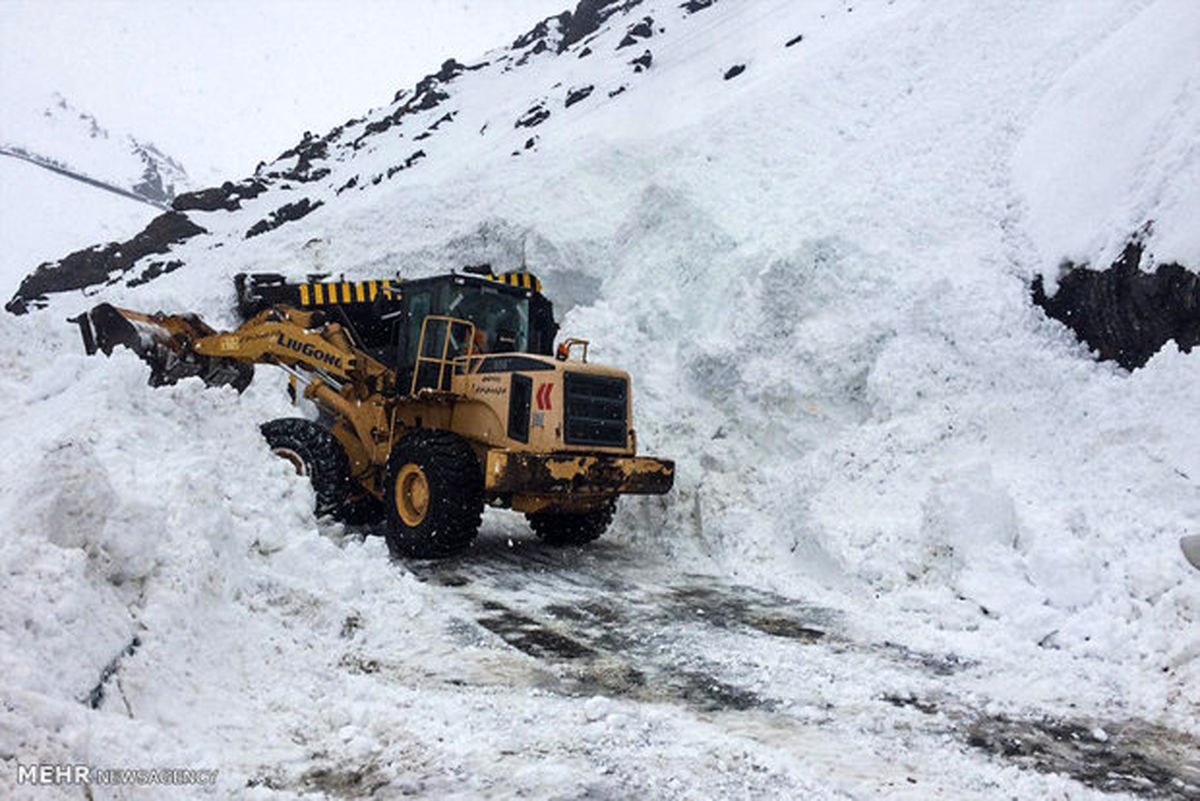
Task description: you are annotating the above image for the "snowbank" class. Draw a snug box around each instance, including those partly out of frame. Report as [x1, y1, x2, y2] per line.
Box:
[1013, 0, 1200, 279]
[2, 0, 1197, 795]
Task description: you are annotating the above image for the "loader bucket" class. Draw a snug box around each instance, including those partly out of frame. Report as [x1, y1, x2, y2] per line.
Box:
[71, 303, 255, 392]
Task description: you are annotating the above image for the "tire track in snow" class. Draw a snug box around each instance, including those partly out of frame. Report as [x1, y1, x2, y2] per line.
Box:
[404, 534, 1200, 799]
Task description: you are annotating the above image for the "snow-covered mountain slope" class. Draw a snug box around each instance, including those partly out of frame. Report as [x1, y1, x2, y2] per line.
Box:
[0, 91, 191, 291]
[0, 157, 159, 295]
[2, 0, 1198, 797]
[2, 92, 190, 208]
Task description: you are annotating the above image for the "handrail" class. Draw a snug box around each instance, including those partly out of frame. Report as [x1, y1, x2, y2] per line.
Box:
[410, 314, 476, 395]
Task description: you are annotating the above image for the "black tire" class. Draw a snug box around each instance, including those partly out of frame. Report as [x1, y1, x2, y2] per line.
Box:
[384, 430, 483, 558]
[260, 418, 383, 525]
[526, 499, 617, 546]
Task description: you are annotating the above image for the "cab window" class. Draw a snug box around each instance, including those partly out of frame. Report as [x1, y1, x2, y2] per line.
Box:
[444, 286, 528, 354]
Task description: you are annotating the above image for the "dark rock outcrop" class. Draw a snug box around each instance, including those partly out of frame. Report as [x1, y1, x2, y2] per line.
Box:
[511, 0, 645, 57]
[1033, 235, 1200, 370]
[173, 178, 268, 212]
[128, 259, 184, 288]
[271, 132, 331, 183]
[565, 85, 595, 108]
[245, 199, 323, 239]
[353, 59, 477, 147]
[385, 150, 427, 179]
[617, 17, 655, 50]
[516, 104, 551, 128]
[6, 212, 206, 314]
[561, 1, 642, 51]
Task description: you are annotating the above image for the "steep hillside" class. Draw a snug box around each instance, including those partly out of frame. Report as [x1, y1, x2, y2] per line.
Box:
[1, 0, 1197, 796]
[0, 158, 158, 294]
[1, 92, 190, 208]
[1, 92, 191, 289]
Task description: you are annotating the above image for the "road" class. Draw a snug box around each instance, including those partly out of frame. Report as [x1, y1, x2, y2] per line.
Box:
[398, 531, 1200, 800]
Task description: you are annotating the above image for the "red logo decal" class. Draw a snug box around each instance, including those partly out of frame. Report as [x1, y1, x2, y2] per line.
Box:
[536, 382, 554, 410]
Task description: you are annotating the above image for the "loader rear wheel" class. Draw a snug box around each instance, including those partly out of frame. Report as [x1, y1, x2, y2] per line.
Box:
[526, 499, 616, 546]
[384, 430, 483, 558]
[260, 418, 382, 525]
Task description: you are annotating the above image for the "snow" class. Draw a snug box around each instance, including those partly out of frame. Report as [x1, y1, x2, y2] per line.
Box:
[0, 157, 157, 293]
[0, 0, 573, 184]
[0, 90, 190, 201]
[2, 0, 1199, 798]
[1012, 0, 1200, 281]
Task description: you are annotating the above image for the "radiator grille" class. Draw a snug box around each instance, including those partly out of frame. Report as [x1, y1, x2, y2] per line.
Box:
[563, 372, 628, 448]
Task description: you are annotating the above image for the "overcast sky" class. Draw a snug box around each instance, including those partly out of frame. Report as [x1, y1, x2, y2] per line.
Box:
[0, 0, 568, 184]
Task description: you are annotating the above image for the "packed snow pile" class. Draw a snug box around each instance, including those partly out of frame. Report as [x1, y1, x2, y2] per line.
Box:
[2, 0, 1198, 796]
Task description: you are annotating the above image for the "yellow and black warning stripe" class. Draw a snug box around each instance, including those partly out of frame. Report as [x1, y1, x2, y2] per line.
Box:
[298, 280, 401, 306]
[487, 271, 542, 292]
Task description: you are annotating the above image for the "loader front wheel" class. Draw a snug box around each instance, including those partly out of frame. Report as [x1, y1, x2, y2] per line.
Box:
[526, 499, 616, 546]
[385, 430, 483, 558]
[261, 418, 381, 525]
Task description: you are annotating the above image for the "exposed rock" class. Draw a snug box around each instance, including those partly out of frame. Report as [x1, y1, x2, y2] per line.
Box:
[565, 85, 595, 108]
[617, 17, 655, 50]
[6, 212, 206, 314]
[415, 113, 456, 142]
[681, 0, 716, 14]
[385, 150, 427, 179]
[561, 1, 642, 52]
[173, 179, 268, 212]
[270, 132, 331, 183]
[353, 59, 476, 148]
[631, 50, 653, 72]
[1033, 235, 1200, 370]
[511, 0, 644, 57]
[128, 260, 184, 288]
[513, 14, 569, 50]
[724, 64, 746, 80]
[129, 141, 188, 204]
[785, 33, 804, 47]
[516, 104, 551, 128]
[245, 198, 323, 239]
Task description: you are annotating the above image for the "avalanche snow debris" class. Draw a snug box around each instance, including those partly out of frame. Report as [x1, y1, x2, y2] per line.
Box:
[3, 0, 1199, 797]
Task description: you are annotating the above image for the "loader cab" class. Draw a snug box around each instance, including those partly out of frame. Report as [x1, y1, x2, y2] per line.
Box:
[398, 277, 553, 362]
[234, 269, 558, 385]
[394, 272, 557, 389]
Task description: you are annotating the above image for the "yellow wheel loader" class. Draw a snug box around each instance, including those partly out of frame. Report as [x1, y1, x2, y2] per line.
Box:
[71, 267, 673, 557]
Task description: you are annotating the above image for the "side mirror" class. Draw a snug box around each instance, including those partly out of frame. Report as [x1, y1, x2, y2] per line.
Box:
[1181, 534, 1200, 571]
